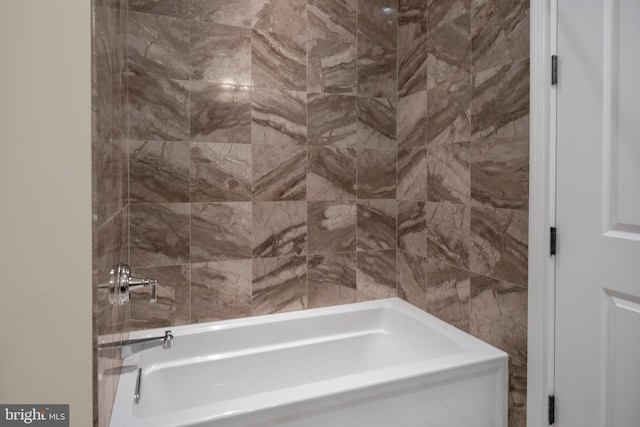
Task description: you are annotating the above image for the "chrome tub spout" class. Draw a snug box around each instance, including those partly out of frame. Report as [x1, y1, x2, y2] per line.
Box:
[98, 330, 173, 359]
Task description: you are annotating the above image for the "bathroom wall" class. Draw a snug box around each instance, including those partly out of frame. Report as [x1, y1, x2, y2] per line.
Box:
[395, 0, 530, 425]
[92, 0, 130, 426]
[92, 0, 529, 425]
[124, 0, 401, 329]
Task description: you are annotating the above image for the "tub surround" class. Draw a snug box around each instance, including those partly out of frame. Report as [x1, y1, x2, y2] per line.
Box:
[396, 1, 530, 425]
[92, 0, 530, 425]
[122, 0, 401, 329]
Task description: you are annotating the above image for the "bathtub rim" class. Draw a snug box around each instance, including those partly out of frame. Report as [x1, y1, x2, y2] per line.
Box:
[111, 298, 508, 427]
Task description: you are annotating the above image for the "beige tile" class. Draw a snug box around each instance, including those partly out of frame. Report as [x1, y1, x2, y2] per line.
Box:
[129, 265, 190, 331]
[308, 253, 357, 308]
[356, 250, 397, 301]
[308, 201, 357, 254]
[471, 137, 529, 210]
[191, 260, 252, 322]
[426, 258, 470, 332]
[357, 199, 397, 251]
[252, 201, 307, 258]
[470, 206, 528, 286]
[398, 250, 427, 310]
[470, 273, 527, 361]
[427, 142, 470, 205]
[426, 202, 470, 269]
[252, 256, 307, 315]
[191, 202, 252, 262]
[397, 200, 426, 256]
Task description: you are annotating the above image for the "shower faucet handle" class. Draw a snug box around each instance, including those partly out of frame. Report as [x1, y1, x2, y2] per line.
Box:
[127, 275, 158, 303]
[102, 263, 159, 305]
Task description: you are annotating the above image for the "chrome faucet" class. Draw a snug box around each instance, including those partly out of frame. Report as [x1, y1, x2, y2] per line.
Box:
[98, 330, 174, 359]
[99, 263, 158, 305]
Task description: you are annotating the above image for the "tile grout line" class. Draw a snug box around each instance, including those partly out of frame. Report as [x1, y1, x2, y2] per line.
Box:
[305, 0, 309, 311]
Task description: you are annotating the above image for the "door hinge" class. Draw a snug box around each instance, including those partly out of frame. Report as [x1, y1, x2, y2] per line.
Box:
[549, 395, 556, 425]
[550, 227, 557, 255]
[551, 55, 558, 85]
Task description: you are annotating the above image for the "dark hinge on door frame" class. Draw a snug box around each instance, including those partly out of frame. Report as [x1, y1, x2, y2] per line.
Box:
[550, 227, 557, 255]
[552, 55, 558, 85]
[549, 395, 556, 424]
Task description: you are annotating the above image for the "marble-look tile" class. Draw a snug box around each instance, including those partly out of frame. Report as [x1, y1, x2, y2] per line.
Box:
[308, 38, 356, 94]
[357, 42, 397, 99]
[398, 91, 427, 148]
[308, 0, 357, 42]
[471, 137, 529, 210]
[397, 250, 427, 310]
[357, 97, 396, 149]
[252, 0, 307, 36]
[398, 0, 427, 36]
[251, 88, 307, 146]
[398, 0, 428, 96]
[356, 250, 397, 301]
[129, 140, 189, 203]
[308, 253, 357, 308]
[190, 82, 252, 143]
[253, 145, 306, 201]
[128, 0, 190, 18]
[253, 201, 307, 258]
[92, 6, 123, 142]
[95, 208, 129, 297]
[427, 77, 471, 146]
[190, 143, 252, 202]
[129, 265, 190, 331]
[357, 148, 396, 199]
[471, 58, 529, 140]
[252, 256, 307, 315]
[426, 258, 470, 331]
[308, 201, 357, 254]
[191, 202, 252, 262]
[95, 0, 126, 8]
[426, 13, 470, 89]
[397, 200, 426, 256]
[357, 0, 397, 49]
[397, 148, 428, 201]
[190, 21, 251, 86]
[508, 357, 528, 427]
[308, 94, 357, 147]
[307, 147, 357, 200]
[471, 0, 529, 72]
[357, 199, 397, 251]
[427, 142, 470, 204]
[130, 203, 190, 267]
[127, 11, 190, 80]
[191, 0, 252, 26]
[470, 206, 528, 286]
[470, 273, 527, 361]
[426, 0, 469, 31]
[92, 138, 127, 226]
[426, 202, 470, 269]
[191, 260, 252, 322]
[252, 29, 306, 91]
[95, 209, 129, 382]
[398, 31, 428, 98]
[128, 76, 189, 141]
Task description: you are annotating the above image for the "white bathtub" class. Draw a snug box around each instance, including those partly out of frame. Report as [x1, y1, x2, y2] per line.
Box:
[110, 298, 508, 427]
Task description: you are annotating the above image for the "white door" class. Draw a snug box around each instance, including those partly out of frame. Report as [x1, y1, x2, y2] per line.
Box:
[555, 0, 640, 425]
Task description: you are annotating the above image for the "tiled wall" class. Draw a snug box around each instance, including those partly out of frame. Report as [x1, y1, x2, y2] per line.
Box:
[92, 0, 529, 425]
[124, 0, 402, 329]
[396, 0, 530, 426]
[91, 1, 130, 426]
